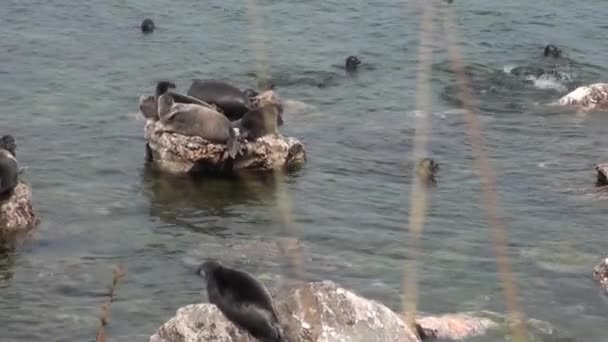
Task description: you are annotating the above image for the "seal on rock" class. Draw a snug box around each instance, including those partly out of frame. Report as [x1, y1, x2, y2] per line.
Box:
[0, 135, 19, 196]
[233, 90, 284, 141]
[196, 260, 284, 342]
[156, 94, 240, 158]
[141, 18, 155, 34]
[139, 81, 219, 121]
[187, 80, 251, 121]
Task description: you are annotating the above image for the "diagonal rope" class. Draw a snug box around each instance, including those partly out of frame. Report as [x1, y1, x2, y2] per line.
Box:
[401, 0, 435, 328]
[440, 4, 528, 341]
[243, 0, 306, 283]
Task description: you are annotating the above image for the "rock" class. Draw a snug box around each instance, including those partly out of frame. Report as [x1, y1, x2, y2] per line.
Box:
[144, 120, 306, 175]
[415, 313, 497, 340]
[0, 181, 39, 241]
[150, 280, 421, 342]
[558, 83, 608, 111]
[595, 163, 608, 185]
[593, 256, 608, 290]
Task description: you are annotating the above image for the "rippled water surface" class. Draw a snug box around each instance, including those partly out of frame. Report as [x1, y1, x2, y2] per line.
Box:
[1, 0, 608, 340]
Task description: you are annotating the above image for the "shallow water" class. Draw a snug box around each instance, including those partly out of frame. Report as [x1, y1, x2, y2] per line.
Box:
[1, 0, 608, 340]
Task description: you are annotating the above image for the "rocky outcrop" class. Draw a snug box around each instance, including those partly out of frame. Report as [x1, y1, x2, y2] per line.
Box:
[558, 83, 608, 111]
[416, 313, 496, 340]
[150, 281, 421, 342]
[144, 120, 306, 175]
[0, 181, 38, 240]
[595, 163, 608, 185]
[593, 257, 608, 292]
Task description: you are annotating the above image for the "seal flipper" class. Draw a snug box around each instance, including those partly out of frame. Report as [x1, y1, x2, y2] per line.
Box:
[223, 128, 240, 160]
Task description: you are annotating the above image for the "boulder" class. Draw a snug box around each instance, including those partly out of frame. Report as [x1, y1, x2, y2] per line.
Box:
[558, 83, 608, 111]
[150, 280, 421, 342]
[593, 257, 608, 291]
[595, 163, 608, 185]
[416, 313, 497, 340]
[144, 120, 306, 175]
[0, 181, 39, 241]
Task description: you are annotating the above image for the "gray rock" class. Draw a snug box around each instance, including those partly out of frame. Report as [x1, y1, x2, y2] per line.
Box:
[144, 120, 306, 175]
[0, 181, 39, 242]
[149, 280, 421, 342]
[593, 256, 608, 291]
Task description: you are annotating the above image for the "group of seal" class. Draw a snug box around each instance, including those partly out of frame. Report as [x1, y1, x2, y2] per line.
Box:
[140, 79, 287, 159]
[0, 135, 19, 197]
[197, 260, 285, 342]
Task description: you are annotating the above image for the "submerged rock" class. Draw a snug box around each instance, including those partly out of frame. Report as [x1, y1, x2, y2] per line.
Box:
[558, 83, 608, 111]
[143, 119, 306, 175]
[0, 181, 39, 241]
[150, 280, 421, 342]
[593, 257, 608, 291]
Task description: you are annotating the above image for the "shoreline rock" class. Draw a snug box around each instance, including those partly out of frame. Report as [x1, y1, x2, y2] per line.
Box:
[144, 119, 306, 175]
[0, 181, 39, 243]
[150, 281, 421, 342]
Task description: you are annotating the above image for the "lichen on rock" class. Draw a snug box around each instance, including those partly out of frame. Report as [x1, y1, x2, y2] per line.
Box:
[0, 181, 39, 242]
[144, 119, 306, 175]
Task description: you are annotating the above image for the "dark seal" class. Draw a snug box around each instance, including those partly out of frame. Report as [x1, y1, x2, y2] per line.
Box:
[416, 157, 439, 185]
[544, 44, 562, 58]
[232, 90, 284, 140]
[141, 18, 155, 34]
[197, 260, 284, 342]
[345, 56, 361, 72]
[187, 80, 252, 121]
[0, 135, 19, 196]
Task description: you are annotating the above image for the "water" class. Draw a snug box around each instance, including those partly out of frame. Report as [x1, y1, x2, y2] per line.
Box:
[1, 0, 608, 340]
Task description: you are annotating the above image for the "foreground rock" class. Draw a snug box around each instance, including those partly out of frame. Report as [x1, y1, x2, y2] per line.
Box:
[0, 181, 39, 240]
[416, 313, 496, 340]
[144, 120, 306, 175]
[595, 163, 608, 185]
[593, 257, 608, 291]
[558, 83, 608, 111]
[150, 281, 421, 342]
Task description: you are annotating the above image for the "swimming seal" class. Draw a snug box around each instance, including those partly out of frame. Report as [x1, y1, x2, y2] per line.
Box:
[187, 80, 251, 121]
[197, 260, 284, 342]
[544, 44, 562, 58]
[345, 56, 361, 72]
[0, 135, 19, 195]
[416, 158, 439, 185]
[157, 94, 240, 158]
[141, 18, 155, 34]
[233, 90, 284, 141]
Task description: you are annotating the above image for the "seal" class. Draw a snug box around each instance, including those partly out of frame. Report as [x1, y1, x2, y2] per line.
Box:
[0, 135, 19, 196]
[196, 260, 284, 342]
[416, 158, 439, 185]
[141, 18, 155, 34]
[233, 90, 284, 141]
[139, 81, 219, 121]
[157, 94, 240, 158]
[187, 80, 251, 121]
[544, 44, 562, 58]
[345, 56, 361, 72]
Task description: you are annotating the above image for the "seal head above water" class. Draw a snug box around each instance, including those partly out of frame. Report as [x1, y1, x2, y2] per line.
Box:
[197, 260, 284, 342]
[345, 56, 361, 72]
[141, 18, 155, 34]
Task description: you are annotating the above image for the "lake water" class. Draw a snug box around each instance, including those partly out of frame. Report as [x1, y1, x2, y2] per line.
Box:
[1, 0, 608, 340]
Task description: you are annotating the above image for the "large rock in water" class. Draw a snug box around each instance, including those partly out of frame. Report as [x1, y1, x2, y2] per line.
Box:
[558, 83, 608, 111]
[144, 120, 306, 175]
[0, 181, 38, 240]
[150, 281, 421, 342]
[593, 256, 608, 293]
